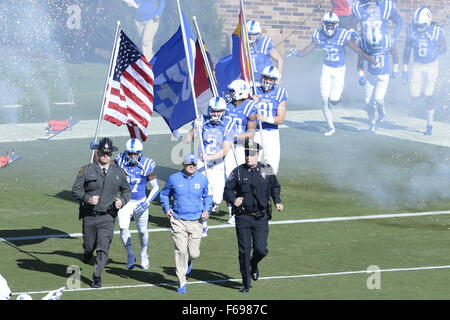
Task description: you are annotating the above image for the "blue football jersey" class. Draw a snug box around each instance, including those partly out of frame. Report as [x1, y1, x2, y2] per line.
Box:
[255, 86, 288, 130]
[193, 115, 233, 156]
[312, 28, 352, 68]
[352, 0, 397, 37]
[359, 34, 393, 75]
[224, 99, 257, 138]
[406, 23, 444, 64]
[250, 36, 274, 82]
[116, 153, 156, 200]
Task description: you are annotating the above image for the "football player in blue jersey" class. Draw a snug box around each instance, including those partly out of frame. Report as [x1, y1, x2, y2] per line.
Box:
[247, 20, 284, 85]
[223, 79, 258, 224]
[402, 7, 447, 136]
[288, 12, 377, 136]
[253, 66, 287, 175]
[115, 138, 160, 270]
[352, 0, 403, 42]
[358, 26, 399, 133]
[185, 97, 233, 235]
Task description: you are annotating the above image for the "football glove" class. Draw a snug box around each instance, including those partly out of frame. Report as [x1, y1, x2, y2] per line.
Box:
[359, 76, 367, 86]
[286, 49, 297, 58]
[135, 201, 149, 215]
[89, 141, 99, 150]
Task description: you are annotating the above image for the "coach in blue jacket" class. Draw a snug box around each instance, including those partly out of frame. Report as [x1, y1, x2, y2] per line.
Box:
[160, 153, 212, 294]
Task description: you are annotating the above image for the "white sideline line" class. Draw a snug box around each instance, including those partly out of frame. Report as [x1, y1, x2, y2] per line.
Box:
[12, 264, 450, 296]
[2, 210, 450, 242]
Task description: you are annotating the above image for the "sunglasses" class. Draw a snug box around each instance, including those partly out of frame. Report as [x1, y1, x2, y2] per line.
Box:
[185, 163, 197, 166]
[98, 150, 112, 157]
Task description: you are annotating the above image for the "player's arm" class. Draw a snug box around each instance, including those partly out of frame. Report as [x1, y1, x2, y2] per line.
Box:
[269, 48, 284, 75]
[145, 172, 160, 205]
[235, 114, 256, 141]
[438, 32, 447, 55]
[389, 11, 403, 41]
[293, 41, 317, 57]
[346, 40, 378, 66]
[204, 140, 231, 161]
[402, 38, 413, 83]
[390, 45, 399, 78]
[257, 101, 287, 125]
[357, 53, 367, 86]
[184, 117, 201, 144]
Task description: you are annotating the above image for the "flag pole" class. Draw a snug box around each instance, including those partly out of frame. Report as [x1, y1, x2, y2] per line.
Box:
[90, 21, 122, 163]
[239, 0, 266, 164]
[192, 16, 218, 96]
[193, 16, 240, 170]
[176, 0, 211, 180]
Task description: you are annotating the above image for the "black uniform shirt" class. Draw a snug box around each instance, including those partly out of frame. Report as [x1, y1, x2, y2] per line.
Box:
[224, 162, 281, 213]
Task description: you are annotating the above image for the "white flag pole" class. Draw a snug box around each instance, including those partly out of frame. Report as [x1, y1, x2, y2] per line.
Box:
[176, 0, 211, 181]
[91, 21, 122, 163]
[239, 0, 267, 164]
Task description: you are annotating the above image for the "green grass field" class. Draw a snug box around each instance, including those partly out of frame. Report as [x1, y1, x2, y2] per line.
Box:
[1, 54, 450, 304]
[1, 126, 450, 301]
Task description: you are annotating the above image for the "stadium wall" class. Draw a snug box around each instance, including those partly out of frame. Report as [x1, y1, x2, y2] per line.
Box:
[217, 0, 450, 56]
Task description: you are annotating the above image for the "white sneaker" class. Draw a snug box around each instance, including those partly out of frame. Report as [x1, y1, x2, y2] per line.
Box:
[202, 226, 208, 237]
[227, 215, 235, 225]
[324, 128, 335, 136]
[141, 255, 149, 270]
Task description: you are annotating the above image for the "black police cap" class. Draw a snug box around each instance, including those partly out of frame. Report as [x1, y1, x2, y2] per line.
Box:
[244, 138, 262, 152]
[97, 137, 118, 153]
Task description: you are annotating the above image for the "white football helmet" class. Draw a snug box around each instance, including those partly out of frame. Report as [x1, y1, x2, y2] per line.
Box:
[227, 79, 250, 102]
[322, 12, 339, 38]
[17, 294, 33, 300]
[125, 138, 143, 165]
[208, 97, 226, 124]
[260, 66, 281, 92]
[413, 7, 432, 32]
[246, 20, 261, 45]
[364, 27, 383, 49]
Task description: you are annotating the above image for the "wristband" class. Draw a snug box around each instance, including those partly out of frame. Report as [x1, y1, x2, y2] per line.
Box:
[265, 117, 275, 124]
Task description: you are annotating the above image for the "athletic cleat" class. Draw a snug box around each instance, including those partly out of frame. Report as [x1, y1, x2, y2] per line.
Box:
[324, 127, 335, 136]
[141, 255, 149, 270]
[186, 260, 193, 275]
[368, 123, 376, 134]
[424, 124, 432, 135]
[177, 284, 187, 294]
[212, 204, 219, 213]
[127, 254, 136, 270]
[227, 215, 235, 225]
[202, 226, 208, 238]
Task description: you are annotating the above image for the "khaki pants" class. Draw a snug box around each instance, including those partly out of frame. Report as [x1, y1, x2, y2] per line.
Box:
[170, 217, 203, 288]
[135, 18, 160, 61]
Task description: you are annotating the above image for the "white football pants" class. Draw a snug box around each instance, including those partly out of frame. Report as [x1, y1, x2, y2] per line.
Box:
[410, 59, 439, 98]
[254, 129, 280, 174]
[197, 159, 226, 206]
[117, 199, 149, 257]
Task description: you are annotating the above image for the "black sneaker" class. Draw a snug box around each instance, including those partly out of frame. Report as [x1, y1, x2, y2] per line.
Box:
[239, 286, 250, 293]
[250, 265, 259, 281]
[91, 275, 101, 288]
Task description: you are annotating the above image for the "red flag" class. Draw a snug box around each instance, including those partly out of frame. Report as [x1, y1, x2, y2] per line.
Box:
[194, 40, 215, 115]
[232, 5, 252, 84]
[104, 31, 154, 141]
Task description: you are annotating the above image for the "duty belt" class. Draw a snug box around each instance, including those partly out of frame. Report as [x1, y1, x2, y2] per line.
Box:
[89, 210, 108, 217]
[241, 210, 267, 219]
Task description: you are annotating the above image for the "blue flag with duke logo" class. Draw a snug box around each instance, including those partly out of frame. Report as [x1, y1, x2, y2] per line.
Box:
[150, 12, 197, 132]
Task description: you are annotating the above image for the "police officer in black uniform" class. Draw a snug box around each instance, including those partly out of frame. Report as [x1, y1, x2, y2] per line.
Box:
[224, 138, 284, 293]
[72, 137, 131, 288]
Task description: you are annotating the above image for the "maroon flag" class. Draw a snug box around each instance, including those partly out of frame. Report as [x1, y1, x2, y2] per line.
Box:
[104, 31, 154, 141]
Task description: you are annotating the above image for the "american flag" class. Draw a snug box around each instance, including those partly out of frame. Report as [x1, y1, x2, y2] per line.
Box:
[103, 30, 154, 141]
